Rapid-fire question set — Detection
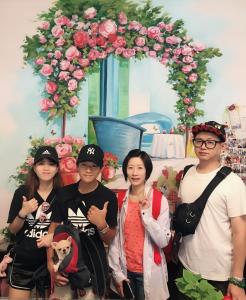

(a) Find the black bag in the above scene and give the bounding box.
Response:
[172,166,231,237]
[53,223,106,298]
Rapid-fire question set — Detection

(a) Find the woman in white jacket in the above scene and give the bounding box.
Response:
[108,149,171,300]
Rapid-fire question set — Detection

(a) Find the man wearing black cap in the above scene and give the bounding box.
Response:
[176,121,246,300]
[47,144,118,299]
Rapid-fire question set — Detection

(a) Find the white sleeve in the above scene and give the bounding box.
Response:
[141,194,171,248]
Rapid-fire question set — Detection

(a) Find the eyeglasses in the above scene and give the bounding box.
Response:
[193,139,222,149]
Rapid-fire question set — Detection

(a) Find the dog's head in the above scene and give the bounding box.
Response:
[52,236,72,259]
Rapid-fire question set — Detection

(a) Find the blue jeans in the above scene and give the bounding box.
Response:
[127,270,144,300]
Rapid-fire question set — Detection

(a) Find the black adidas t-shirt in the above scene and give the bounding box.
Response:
[51,181,118,277]
[7,185,57,263]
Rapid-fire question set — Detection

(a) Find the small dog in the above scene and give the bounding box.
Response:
[51,236,72,272]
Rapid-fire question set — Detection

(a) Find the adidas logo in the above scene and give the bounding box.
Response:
[42,150,51,155]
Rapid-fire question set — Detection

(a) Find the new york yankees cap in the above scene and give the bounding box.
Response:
[77,144,104,167]
[34,146,59,164]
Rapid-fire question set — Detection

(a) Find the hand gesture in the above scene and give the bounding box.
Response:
[37,233,54,248]
[227,283,246,300]
[139,197,150,210]
[19,196,38,218]
[87,201,109,229]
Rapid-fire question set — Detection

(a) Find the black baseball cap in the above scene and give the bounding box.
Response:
[192,121,226,142]
[34,146,59,164]
[77,144,104,167]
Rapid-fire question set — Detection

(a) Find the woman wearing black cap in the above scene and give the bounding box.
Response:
[6,146,62,300]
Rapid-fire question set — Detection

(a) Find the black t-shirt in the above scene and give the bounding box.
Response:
[7,185,57,263]
[51,181,118,277]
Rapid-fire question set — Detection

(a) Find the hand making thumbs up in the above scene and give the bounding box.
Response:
[87,201,109,229]
[18,196,39,219]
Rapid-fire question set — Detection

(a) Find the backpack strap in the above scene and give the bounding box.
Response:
[151,188,163,265]
[183,164,193,178]
[117,190,127,211]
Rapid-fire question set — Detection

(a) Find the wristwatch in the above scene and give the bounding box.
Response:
[228,276,245,289]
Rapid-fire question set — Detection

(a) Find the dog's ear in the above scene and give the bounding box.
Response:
[67,236,72,243]
[51,242,57,249]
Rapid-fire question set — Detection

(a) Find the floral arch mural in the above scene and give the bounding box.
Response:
[12,0,221,185]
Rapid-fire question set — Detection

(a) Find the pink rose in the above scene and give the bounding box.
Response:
[118,12,127,25]
[160,58,168,65]
[143,46,149,52]
[190,61,197,69]
[148,50,157,57]
[73,31,89,48]
[135,37,145,47]
[182,56,193,64]
[59,157,77,173]
[51,26,64,38]
[187,106,196,114]
[139,27,147,35]
[73,138,84,145]
[26,156,34,166]
[115,47,123,55]
[99,20,117,38]
[96,36,106,47]
[44,137,62,144]
[62,135,74,144]
[191,42,206,52]
[51,59,58,66]
[79,58,90,67]
[46,81,57,94]
[20,169,29,174]
[181,65,192,74]
[39,36,47,44]
[39,21,50,30]
[54,50,62,59]
[153,43,162,51]
[68,79,78,91]
[128,21,142,31]
[181,45,193,56]
[112,36,126,48]
[55,16,70,26]
[53,94,60,102]
[118,26,126,33]
[122,48,136,58]
[56,144,72,158]
[165,23,174,32]
[40,64,53,77]
[106,47,114,54]
[88,49,100,60]
[173,48,182,56]
[183,97,192,105]
[35,57,45,65]
[69,95,79,107]
[60,60,70,70]
[73,69,85,80]
[98,51,107,59]
[157,37,164,43]
[90,23,99,35]
[162,53,169,59]
[65,46,80,61]
[188,73,198,82]
[84,7,97,19]
[59,71,70,81]
[147,26,161,39]
[55,37,65,47]
[40,98,55,112]
[157,22,166,30]
[166,35,181,45]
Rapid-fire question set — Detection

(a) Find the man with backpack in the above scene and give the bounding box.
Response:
[176,121,246,300]
[47,144,118,299]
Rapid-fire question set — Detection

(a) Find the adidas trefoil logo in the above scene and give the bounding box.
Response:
[42,150,51,155]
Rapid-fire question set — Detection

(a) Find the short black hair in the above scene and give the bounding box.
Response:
[122,149,153,181]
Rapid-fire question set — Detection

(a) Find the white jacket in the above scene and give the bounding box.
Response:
[108,186,171,300]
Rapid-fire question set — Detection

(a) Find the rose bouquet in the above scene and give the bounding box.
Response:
[10,135,84,186]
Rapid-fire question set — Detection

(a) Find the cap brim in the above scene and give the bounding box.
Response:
[34,155,59,164]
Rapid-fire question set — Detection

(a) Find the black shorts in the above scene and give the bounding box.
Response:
[8,252,50,291]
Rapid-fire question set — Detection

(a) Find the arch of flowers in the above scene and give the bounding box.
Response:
[23,0,221,135]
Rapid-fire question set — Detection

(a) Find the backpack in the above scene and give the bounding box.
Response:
[52,222,106,297]
[117,188,171,264]
[172,166,232,237]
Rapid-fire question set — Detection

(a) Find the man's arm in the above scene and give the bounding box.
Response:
[228,215,246,299]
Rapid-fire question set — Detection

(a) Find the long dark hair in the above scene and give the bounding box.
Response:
[25,159,62,199]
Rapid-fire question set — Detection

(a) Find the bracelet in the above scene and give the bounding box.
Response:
[228,277,245,289]
[99,223,109,235]
[17,213,26,220]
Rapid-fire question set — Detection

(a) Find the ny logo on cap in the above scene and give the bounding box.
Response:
[87,147,95,155]
[42,150,51,155]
